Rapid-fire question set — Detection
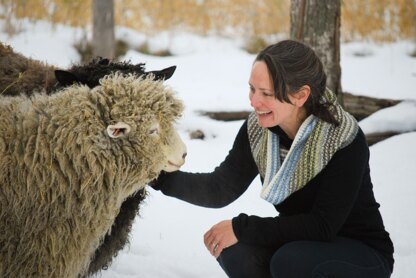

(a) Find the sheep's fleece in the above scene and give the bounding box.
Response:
[0,73,184,278]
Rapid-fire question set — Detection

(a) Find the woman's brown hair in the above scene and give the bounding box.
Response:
[255,39,339,125]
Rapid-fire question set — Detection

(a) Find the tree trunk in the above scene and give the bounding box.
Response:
[92,0,115,59]
[290,0,343,105]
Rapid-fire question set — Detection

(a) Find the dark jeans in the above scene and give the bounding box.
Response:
[216,237,391,278]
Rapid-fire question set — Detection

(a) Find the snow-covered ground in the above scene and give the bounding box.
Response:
[1,19,416,277]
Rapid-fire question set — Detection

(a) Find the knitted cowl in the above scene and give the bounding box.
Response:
[247,88,359,205]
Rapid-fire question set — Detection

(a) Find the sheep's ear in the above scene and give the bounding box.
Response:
[54,70,79,86]
[98,58,110,65]
[107,122,131,138]
[149,65,176,81]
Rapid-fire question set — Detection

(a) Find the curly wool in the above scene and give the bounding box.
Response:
[85,189,147,276]
[0,42,57,95]
[0,73,183,278]
[0,42,177,275]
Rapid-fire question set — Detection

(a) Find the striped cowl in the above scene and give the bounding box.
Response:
[248,88,359,205]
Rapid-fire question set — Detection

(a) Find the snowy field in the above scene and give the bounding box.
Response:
[1,19,416,278]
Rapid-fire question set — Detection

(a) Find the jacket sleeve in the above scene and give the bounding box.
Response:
[152,120,259,208]
[232,129,369,247]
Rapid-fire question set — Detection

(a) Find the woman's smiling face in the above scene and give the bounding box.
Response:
[248,61,298,129]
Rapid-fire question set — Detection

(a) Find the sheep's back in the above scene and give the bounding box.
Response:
[0,43,57,96]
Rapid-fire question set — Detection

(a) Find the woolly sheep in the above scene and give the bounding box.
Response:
[0,42,176,96]
[0,42,178,275]
[68,58,177,275]
[0,73,186,278]
[0,42,57,95]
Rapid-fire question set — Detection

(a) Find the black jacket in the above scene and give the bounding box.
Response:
[153,120,394,271]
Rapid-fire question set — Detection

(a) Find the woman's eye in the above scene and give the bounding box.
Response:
[263,92,273,97]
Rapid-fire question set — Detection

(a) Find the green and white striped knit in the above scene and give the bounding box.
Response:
[247,88,359,205]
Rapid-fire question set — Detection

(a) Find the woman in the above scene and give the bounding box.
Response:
[152,40,394,277]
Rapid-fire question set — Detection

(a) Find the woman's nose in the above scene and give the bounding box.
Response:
[250,92,260,108]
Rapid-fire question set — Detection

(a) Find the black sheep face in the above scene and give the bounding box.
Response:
[54,57,176,89]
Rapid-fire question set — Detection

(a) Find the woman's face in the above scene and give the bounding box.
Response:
[249,61,298,129]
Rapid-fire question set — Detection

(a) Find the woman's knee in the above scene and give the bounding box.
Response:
[270,239,392,278]
[270,241,309,278]
[217,242,273,278]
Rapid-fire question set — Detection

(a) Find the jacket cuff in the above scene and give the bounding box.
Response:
[148,171,168,190]
[232,213,249,241]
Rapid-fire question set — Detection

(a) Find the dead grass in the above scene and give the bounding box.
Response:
[3,0,415,42]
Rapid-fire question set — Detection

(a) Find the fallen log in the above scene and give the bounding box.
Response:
[365,131,401,146]
[343,92,401,121]
[198,92,405,145]
[199,110,250,121]
[199,92,401,122]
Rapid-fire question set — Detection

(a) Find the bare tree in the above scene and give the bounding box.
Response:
[287,0,406,145]
[92,0,115,59]
[290,0,342,105]
[194,0,407,145]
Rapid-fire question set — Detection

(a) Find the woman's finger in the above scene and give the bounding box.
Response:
[203,230,214,248]
[212,242,223,258]
[204,220,237,257]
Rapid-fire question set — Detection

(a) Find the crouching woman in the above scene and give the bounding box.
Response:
[151,39,394,278]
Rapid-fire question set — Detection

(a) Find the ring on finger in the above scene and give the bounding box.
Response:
[213,243,219,252]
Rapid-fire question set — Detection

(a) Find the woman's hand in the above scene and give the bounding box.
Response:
[204,220,238,258]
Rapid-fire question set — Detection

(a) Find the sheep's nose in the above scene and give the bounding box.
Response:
[182,152,187,159]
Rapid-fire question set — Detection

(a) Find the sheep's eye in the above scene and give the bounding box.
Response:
[149,128,159,136]
[148,123,160,137]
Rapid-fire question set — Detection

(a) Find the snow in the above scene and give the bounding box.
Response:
[360,101,416,134]
[1,19,416,278]
[341,41,416,100]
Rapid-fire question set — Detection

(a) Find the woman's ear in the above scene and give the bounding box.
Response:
[292,85,311,107]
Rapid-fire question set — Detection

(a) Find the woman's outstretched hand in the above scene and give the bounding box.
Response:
[204,220,238,258]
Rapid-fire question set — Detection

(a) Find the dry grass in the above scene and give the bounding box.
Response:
[1,0,414,43]
[342,0,416,42]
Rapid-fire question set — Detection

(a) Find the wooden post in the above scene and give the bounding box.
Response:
[92,0,115,59]
[290,0,343,105]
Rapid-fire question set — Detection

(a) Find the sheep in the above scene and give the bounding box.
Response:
[0,42,58,95]
[61,60,178,276]
[0,72,186,278]
[0,42,176,96]
[0,42,178,275]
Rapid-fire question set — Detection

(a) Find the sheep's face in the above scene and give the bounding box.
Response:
[99,73,186,175]
[160,125,187,172]
[106,120,186,172]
